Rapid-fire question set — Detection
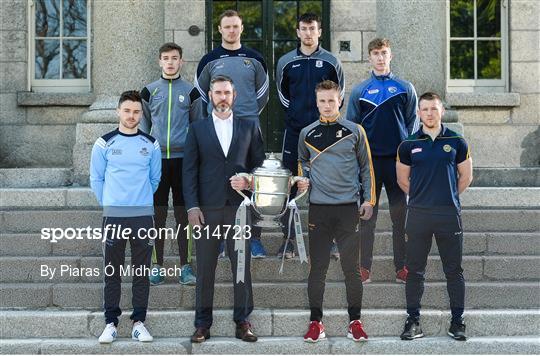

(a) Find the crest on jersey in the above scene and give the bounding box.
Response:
[178,95,185,103]
[388,86,397,93]
[443,144,452,152]
[244,59,251,67]
[336,130,343,138]
[315,60,323,68]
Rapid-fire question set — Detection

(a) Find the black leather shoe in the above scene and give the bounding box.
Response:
[191,327,210,343]
[236,321,258,342]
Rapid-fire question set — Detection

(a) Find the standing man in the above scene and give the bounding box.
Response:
[195,9,269,258]
[275,12,344,259]
[298,80,375,343]
[90,91,161,344]
[347,38,419,284]
[140,42,202,286]
[183,75,265,343]
[397,92,472,341]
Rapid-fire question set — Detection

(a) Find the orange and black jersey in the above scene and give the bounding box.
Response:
[298,117,375,206]
[397,125,470,214]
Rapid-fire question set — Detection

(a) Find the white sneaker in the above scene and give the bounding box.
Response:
[132,321,153,342]
[98,322,117,344]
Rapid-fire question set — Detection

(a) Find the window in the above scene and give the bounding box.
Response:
[205,0,329,151]
[447,0,508,92]
[30,0,90,92]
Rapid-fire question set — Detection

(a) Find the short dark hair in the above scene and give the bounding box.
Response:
[368,38,391,54]
[210,75,235,91]
[158,42,182,58]
[418,92,443,107]
[118,90,142,108]
[315,80,341,94]
[219,9,242,26]
[297,12,320,28]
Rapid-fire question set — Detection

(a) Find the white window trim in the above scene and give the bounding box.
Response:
[28,0,91,93]
[446,0,509,93]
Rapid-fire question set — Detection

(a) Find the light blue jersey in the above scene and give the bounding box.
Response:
[90,128,162,217]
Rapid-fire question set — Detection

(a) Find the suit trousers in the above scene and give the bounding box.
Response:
[194,205,254,328]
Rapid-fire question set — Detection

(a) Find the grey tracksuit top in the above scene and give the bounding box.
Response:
[298,117,376,206]
[140,75,203,159]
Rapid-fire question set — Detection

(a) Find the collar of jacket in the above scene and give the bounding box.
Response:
[296,43,321,57]
[371,70,395,81]
[319,114,340,124]
[161,71,181,80]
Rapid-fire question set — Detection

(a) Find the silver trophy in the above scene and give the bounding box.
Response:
[235,153,307,228]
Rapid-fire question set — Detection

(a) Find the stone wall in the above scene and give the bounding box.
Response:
[0,0,85,168]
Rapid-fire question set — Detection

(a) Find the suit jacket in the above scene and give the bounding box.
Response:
[183,114,266,210]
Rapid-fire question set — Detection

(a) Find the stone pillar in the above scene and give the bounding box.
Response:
[73,0,164,184]
[376,0,446,97]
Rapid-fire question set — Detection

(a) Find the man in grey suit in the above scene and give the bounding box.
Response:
[183,75,266,343]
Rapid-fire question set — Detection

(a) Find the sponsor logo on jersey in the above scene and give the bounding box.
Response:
[367,89,379,94]
[140,147,149,156]
[111,149,122,155]
[153,95,164,101]
[315,60,323,68]
[411,147,422,154]
[292,64,301,68]
[443,144,452,152]
[314,132,322,138]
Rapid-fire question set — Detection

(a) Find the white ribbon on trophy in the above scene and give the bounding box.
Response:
[234,196,251,284]
[279,194,308,274]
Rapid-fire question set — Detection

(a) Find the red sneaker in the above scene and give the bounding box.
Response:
[348,320,368,341]
[359,267,372,284]
[396,267,408,284]
[303,321,326,343]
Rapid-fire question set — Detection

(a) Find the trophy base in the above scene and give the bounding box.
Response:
[252,216,283,228]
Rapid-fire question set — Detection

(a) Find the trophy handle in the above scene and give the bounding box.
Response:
[291,176,308,201]
[234,173,252,201]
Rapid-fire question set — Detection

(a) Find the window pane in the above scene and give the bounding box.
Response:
[477,40,501,79]
[238,1,262,40]
[63,0,87,37]
[243,41,264,56]
[63,40,87,78]
[450,0,473,37]
[450,40,474,79]
[274,41,297,62]
[477,0,501,37]
[35,40,60,79]
[299,1,322,18]
[212,1,236,41]
[35,0,60,37]
[274,1,297,39]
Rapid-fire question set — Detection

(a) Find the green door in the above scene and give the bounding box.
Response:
[206,0,330,152]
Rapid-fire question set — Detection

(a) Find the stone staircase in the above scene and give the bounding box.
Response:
[1,169,539,354]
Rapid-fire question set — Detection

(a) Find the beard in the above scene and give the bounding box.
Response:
[212,100,232,113]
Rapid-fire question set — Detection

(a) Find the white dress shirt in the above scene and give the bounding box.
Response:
[212,112,234,156]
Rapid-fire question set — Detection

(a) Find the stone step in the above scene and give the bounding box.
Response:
[471,167,540,187]
[2,187,539,209]
[1,282,538,309]
[0,168,73,188]
[1,209,539,234]
[1,336,538,354]
[2,232,538,257]
[1,255,538,284]
[1,309,538,339]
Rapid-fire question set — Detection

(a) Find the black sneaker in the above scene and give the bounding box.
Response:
[448,322,467,341]
[277,240,295,259]
[400,318,424,340]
